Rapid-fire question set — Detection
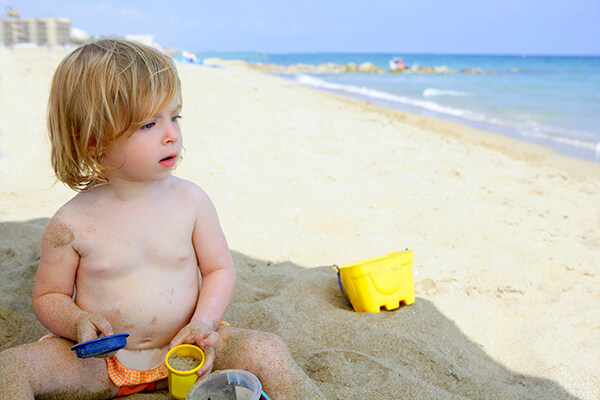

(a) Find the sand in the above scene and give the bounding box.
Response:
[168,353,203,371]
[1,47,599,399]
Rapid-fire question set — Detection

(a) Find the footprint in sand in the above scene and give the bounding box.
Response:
[417,278,438,295]
[305,349,392,386]
[0,246,17,264]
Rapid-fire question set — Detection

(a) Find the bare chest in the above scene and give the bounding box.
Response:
[73,208,196,276]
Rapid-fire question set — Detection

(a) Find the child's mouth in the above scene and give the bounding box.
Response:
[159,155,177,167]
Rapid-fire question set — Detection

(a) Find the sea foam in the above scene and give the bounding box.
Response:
[423,88,471,97]
[294,74,482,120]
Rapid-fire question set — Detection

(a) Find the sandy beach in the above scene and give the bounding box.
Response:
[1,47,599,399]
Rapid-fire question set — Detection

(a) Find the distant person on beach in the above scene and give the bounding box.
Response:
[0,38,323,400]
[389,57,405,70]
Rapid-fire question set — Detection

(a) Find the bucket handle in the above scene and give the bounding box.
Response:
[261,390,272,400]
[333,265,352,307]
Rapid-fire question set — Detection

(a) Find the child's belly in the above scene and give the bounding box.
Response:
[115,344,170,370]
[75,264,199,349]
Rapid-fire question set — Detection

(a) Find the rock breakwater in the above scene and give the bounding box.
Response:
[248,62,486,75]
[200,58,490,75]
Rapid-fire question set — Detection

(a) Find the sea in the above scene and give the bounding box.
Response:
[194,52,600,162]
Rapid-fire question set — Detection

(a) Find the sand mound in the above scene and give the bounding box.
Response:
[0,220,579,399]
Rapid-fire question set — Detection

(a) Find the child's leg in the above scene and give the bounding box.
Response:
[214,327,324,400]
[0,337,119,400]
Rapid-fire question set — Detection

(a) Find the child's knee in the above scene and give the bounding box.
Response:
[249,331,287,355]
[0,347,25,373]
[220,329,291,367]
[0,347,33,394]
[250,331,289,358]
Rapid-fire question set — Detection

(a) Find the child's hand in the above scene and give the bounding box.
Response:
[75,312,114,343]
[170,322,220,379]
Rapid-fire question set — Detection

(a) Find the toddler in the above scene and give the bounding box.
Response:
[0,38,323,400]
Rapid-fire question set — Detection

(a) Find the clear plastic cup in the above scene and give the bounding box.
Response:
[186,369,262,400]
[165,344,205,400]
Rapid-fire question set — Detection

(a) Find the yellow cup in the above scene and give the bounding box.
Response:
[165,344,205,400]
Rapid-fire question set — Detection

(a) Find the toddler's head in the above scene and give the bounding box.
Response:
[48,38,182,191]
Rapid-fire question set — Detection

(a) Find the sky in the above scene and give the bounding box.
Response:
[5,0,600,55]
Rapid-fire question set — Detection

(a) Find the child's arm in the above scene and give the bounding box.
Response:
[170,187,235,376]
[32,214,113,343]
[191,191,235,329]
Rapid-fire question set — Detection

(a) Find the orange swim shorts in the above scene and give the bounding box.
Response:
[39,333,167,396]
[39,321,231,397]
[106,355,167,397]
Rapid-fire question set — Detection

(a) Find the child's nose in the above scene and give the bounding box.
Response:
[162,124,179,144]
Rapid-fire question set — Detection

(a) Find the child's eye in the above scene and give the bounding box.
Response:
[171,115,182,122]
[140,122,155,130]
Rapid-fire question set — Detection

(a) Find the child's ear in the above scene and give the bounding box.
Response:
[88,137,103,158]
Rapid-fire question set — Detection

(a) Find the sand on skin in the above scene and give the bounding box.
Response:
[0,47,599,399]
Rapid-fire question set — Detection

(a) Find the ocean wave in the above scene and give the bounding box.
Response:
[423,88,471,97]
[294,74,487,121]
[512,120,599,151]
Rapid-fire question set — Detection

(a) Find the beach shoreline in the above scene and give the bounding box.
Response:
[1,47,599,399]
[275,76,600,179]
[306,82,600,163]
[219,53,600,164]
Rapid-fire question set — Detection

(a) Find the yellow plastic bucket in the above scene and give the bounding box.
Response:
[165,344,205,400]
[336,250,415,313]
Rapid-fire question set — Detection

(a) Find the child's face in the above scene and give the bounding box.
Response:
[99,97,183,183]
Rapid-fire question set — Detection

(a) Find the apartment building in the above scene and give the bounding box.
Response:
[0,17,71,46]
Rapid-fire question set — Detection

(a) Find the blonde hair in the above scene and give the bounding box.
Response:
[48,38,182,191]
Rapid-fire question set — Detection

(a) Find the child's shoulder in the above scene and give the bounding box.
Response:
[44,186,113,234]
[42,196,87,247]
[46,188,89,218]
[168,176,211,201]
[54,189,100,218]
[167,177,218,217]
